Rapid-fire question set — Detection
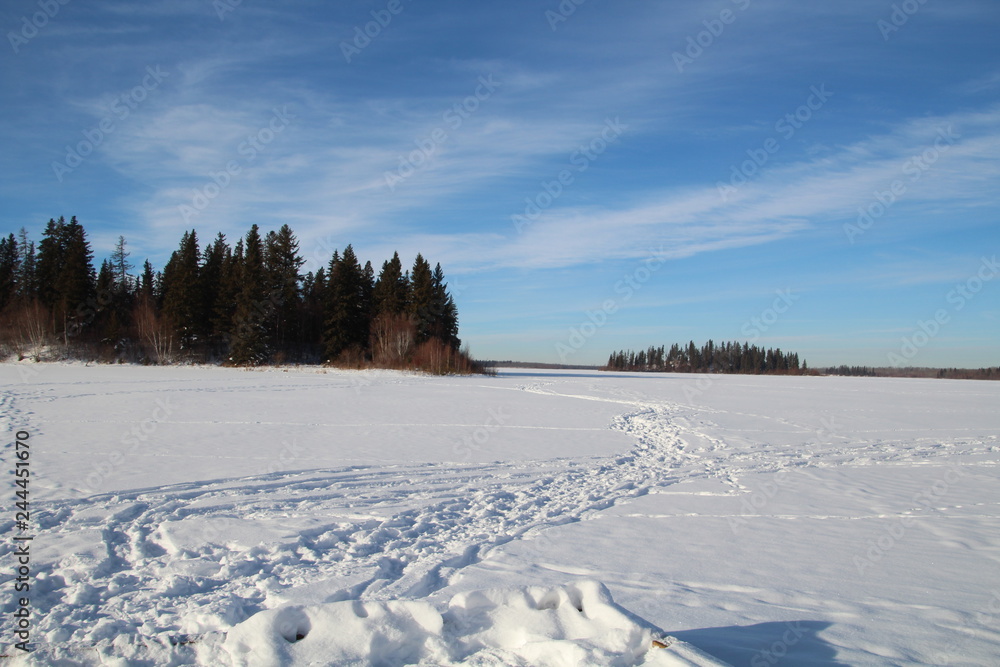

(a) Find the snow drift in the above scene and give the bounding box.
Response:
[222,581,727,666]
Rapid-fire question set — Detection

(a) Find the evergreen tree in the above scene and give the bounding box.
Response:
[409,253,435,344]
[429,262,460,349]
[229,225,270,365]
[109,236,133,293]
[300,267,326,357]
[362,260,375,312]
[139,260,156,302]
[58,217,96,314]
[0,233,17,312]
[200,233,230,353]
[35,217,65,311]
[373,251,409,315]
[15,228,37,301]
[95,259,125,344]
[96,259,114,297]
[212,238,243,346]
[264,224,304,354]
[35,216,96,342]
[323,245,370,361]
[161,230,202,350]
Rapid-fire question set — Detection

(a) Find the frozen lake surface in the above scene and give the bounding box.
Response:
[1,363,998,665]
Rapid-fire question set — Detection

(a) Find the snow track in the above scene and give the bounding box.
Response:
[5,387,700,662]
[3,366,998,665]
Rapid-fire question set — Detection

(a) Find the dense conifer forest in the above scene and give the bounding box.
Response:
[605,341,805,374]
[0,217,488,374]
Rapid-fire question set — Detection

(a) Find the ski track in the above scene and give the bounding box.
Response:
[2,380,996,662]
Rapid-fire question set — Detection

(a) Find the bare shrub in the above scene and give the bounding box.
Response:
[134,299,173,364]
[370,312,415,367]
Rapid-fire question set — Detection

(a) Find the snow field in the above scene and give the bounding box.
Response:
[1,363,998,664]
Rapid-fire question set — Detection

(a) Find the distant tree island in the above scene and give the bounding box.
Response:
[605,340,805,374]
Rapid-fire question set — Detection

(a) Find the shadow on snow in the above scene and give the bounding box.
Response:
[673,620,849,667]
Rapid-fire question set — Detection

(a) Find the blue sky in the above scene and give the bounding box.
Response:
[2,0,998,367]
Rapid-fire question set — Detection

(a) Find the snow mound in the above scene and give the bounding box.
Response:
[222,581,728,666]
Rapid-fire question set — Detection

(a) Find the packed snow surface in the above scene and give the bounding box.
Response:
[1,362,999,665]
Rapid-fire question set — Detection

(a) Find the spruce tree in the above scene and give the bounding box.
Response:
[15,228,36,302]
[362,260,375,332]
[301,267,326,357]
[0,233,17,312]
[429,262,460,349]
[229,225,270,365]
[409,253,434,344]
[96,259,114,297]
[161,230,202,350]
[212,238,242,352]
[264,224,304,355]
[139,260,155,302]
[35,216,96,342]
[373,251,409,316]
[200,233,230,354]
[35,217,65,312]
[109,236,133,293]
[324,245,369,361]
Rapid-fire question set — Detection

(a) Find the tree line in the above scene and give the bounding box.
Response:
[0,217,487,373]
[824,365,1000,380]
[605,340,805,374]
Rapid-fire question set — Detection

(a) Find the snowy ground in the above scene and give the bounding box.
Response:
[1,363,999,665]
